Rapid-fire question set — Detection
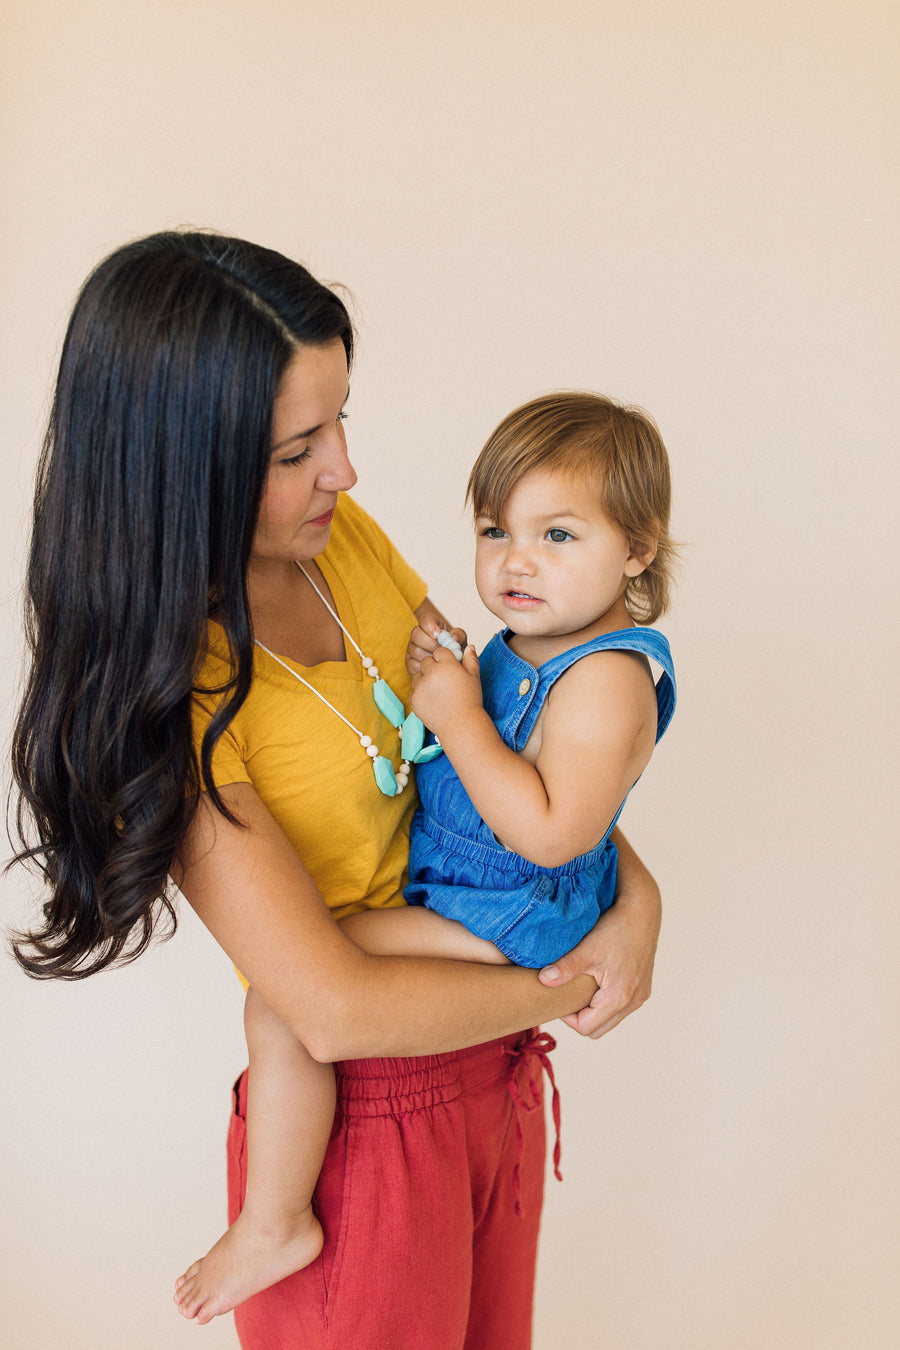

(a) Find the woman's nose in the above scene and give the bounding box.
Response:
[317,433,358,492]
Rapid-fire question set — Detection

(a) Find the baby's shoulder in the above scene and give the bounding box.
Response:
[545,646,657,731]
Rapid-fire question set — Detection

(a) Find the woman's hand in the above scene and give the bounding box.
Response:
[537,830,661,1039]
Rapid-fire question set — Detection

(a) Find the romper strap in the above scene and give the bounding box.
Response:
[580,627,676,744]
[497,626,676,751]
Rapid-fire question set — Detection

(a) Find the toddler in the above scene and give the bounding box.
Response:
[175,391,676,1324]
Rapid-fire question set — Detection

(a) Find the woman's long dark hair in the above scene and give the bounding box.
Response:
[8,231,353,978]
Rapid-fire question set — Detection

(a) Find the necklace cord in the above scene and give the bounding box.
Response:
[250,560,422,796]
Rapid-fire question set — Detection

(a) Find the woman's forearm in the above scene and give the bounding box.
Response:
[305,952,595,1061]
[178,784,595,1062]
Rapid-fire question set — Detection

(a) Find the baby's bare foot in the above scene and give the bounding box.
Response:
[174,1207,323,1324]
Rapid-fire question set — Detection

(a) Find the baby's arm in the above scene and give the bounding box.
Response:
[411,644,657,869]
[340,905,510,963]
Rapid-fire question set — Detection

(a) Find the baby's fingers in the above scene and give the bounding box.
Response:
[406,625,439,675]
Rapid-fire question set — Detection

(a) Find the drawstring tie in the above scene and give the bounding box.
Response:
[505,1030,562,1217]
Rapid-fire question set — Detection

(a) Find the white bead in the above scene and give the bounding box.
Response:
[368,666,379,680]
[366,745,378,758]
[436,631,464,660]
[359,735,372,747]
[362,657,373,668]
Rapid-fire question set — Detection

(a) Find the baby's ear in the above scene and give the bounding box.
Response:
[624,526,658,578]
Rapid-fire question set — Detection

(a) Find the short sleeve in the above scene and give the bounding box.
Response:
[191,687,252,791]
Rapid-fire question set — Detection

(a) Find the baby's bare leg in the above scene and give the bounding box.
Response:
[341,905,510,964]
[174,987,333,1324]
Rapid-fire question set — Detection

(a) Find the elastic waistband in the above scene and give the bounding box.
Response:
[420,813,606,875]
[332,1031,536,1118]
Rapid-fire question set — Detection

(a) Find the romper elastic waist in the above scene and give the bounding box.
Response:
[418,814,609,876]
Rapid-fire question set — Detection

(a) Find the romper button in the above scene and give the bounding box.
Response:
[518,678,531,696]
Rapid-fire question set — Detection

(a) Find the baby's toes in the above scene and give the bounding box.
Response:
[195,1299,218,1326]
[175,1281,202,1316]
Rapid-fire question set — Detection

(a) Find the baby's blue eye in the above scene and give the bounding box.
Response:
[547,528,572,543]
[482,526,507,539]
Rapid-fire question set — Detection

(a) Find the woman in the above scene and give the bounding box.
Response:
[11,230,662,1349]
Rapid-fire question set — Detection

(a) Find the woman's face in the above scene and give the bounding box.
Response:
[251,339,357,566]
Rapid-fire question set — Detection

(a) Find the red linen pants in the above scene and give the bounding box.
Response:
[226,1030,560,1350]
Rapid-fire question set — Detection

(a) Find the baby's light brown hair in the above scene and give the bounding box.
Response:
[467,392,674,624]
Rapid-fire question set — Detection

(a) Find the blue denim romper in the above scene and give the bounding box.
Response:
[405,627,676,967]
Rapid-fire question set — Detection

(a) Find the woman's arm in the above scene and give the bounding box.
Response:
[177,782,596,1062]
[537,827,661,1039]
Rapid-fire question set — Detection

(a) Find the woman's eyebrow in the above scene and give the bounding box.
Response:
[272,427,321,450]
[272,387,351,450]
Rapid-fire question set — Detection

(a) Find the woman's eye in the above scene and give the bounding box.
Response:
[282,448,312,467]
[547,528,572,543]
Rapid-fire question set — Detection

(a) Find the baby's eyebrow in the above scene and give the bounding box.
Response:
[536,509,587,523]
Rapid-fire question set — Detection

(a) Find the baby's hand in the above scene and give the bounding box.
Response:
[410,642,482,737]
[406,618,468,677]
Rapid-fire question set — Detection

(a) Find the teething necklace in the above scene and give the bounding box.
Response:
[253,563,444,798]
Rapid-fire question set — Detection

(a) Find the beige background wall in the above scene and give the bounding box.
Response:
[1,2,897,1347]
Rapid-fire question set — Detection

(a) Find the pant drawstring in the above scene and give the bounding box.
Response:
[505,1030,562,1217]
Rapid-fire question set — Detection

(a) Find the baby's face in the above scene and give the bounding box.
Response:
[474,468,647,644]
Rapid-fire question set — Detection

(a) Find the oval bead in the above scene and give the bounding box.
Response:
[400,712,425,761]
[372,755,399,796]
[373,678,405,728]
[414,743,444,764]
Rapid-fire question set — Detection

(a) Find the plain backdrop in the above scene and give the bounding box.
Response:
[1,2,897,1347]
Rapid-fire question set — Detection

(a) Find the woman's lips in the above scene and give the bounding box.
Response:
[307,508,335,528]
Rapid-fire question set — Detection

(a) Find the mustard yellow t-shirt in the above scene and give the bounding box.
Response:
[192,493,427,918]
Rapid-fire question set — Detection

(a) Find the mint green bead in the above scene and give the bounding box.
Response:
[400,713,425,761]
[372,755,400,796]
[413,744,444,764]
[373,679,405,728]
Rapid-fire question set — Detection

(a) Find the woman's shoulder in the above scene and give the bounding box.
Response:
[194,622,235,686]
[330,492,385,548]
[326,493,426,611]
